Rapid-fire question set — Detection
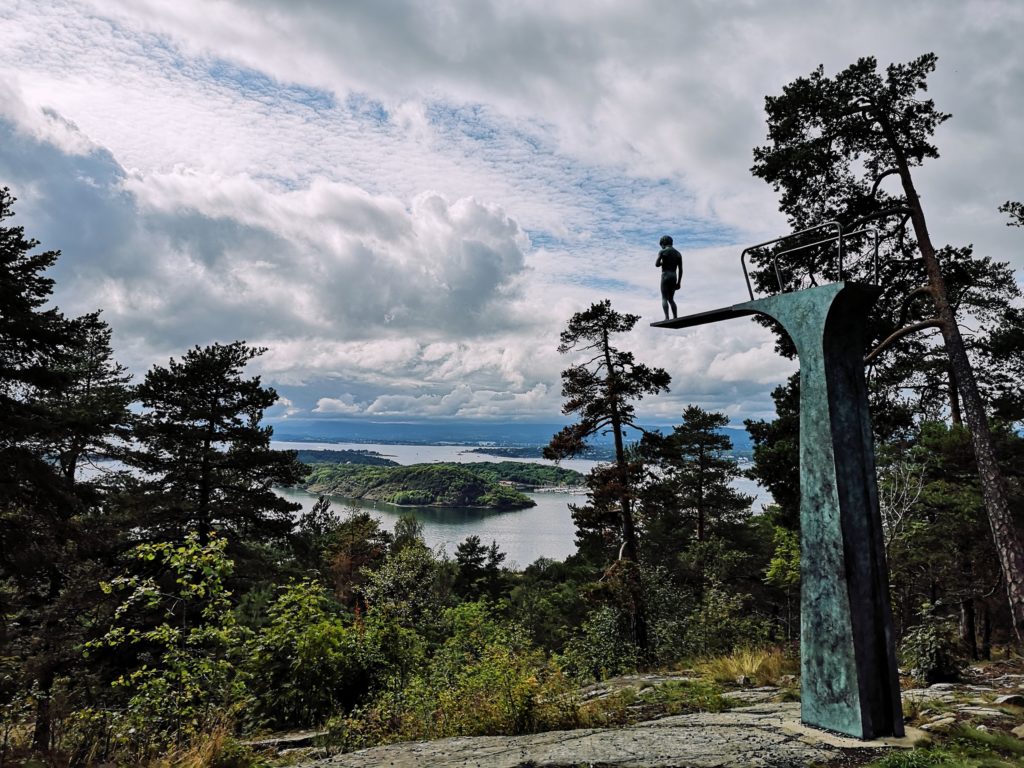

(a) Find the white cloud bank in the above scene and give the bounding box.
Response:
[0,0,1020,425]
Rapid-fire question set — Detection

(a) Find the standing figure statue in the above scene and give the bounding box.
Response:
[656,234,683,320]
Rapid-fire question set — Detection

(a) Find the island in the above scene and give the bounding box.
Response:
[301,461,585,510]
[294,448,398,466]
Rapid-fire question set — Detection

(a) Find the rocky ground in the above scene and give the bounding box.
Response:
[251,663,1024,768]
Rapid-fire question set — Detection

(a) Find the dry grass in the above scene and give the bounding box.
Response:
[696,647,797,687]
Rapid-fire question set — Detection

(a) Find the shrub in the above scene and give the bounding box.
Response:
[330,602,578,750]
[682,585,773,658]
[900,602,964,684]
[559,606,638,682]
[244,579,423,729]
[87,534,249,759]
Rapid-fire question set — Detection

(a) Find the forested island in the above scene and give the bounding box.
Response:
[295,448,398,466]
[302,461,584,509]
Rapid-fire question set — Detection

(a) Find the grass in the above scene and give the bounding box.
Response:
[637,679,731,715]
[867,724,1024,768]
[696,646,798,687]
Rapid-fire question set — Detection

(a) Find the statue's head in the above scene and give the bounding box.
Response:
[659,235,673,247]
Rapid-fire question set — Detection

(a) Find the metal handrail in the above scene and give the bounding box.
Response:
[739,221,879,300]
[740,221,841,300]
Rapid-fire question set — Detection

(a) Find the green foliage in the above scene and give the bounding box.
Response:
[244,579,422,729]
[304,463,536,509]
[638,679,730,715]
[331,602,578,749]
[128,341,304,545]
[900,602,965,684]
[295,448,398,466]
[454,535,506,601]
[507,557,596,652]
[88,533,249,756]
[682,585,773,658]
[744,375,800,529]
[869,722,1024,767]
[545,299,670,463]
[360,543,453,632]
[870,749,955,768]
[461,462,584,487]
[765,525,800,589]
[560,606,638,682]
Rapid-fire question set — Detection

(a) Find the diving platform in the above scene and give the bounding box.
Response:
[653,280,903,741]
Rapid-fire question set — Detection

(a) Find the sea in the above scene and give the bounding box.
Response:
[273,440,768,570]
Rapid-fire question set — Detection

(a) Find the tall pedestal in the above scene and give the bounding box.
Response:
[653,282,903,739]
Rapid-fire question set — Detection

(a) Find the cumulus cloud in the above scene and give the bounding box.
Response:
[1,0,1021,427]
[313,394,363,415]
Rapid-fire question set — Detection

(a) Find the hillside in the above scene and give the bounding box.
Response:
[303,463,538,509]
[460,461,584,488]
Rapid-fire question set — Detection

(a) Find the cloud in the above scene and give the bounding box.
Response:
[313,394,363,415]
[2,0,1021,427]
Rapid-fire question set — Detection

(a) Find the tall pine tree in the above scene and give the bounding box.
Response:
[545,299,670,656]
[128,341,304,545]
[750,54,1024,639]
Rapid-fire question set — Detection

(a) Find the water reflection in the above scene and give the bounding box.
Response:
[275,486,581,570]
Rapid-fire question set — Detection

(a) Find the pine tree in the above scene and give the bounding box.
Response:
[128,341,304,545]
[751,54,1024,640]
[545,299,670,655]
[640,407,753,598]
[41,311,133,484]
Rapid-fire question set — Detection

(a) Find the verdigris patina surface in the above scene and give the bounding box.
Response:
[653,282,903,739]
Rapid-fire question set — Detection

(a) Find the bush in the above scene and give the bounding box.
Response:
[682,585,773,658]
[900,603,964,684]
[560,606,638,682]
[87,534,249,759]
[244,579,423,729]
[330,602,578,750]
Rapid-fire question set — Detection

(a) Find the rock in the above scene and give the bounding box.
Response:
[957,706,1011,718]
[996,694,1024,706]
[1011,724,1024,738]
[928,683,956,691]
[290,703,920,768]
[242,730,327,750]
[778,675,799,687]
[735,675,752,685]
[920,716,957,732]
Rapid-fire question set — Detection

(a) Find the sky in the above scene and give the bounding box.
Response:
[1,0,1022,428]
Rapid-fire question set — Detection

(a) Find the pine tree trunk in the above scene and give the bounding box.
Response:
[961,597,978,660]
[603,331,649,656]
[879,112,1024,643]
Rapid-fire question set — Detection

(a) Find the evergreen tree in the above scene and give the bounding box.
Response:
[0,187,73,509]
[642,407,753,594]
[751,54,1024,639]
[41,311,133,484]
[0,190,129,750]
[743,375,800,530]
[454,536,506,600]
[128,341,304,545]
[545,299,670,656]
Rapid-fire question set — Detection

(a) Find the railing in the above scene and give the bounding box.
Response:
[740,221,879,300]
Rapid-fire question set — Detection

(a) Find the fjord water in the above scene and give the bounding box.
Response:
[275,440,767,569]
